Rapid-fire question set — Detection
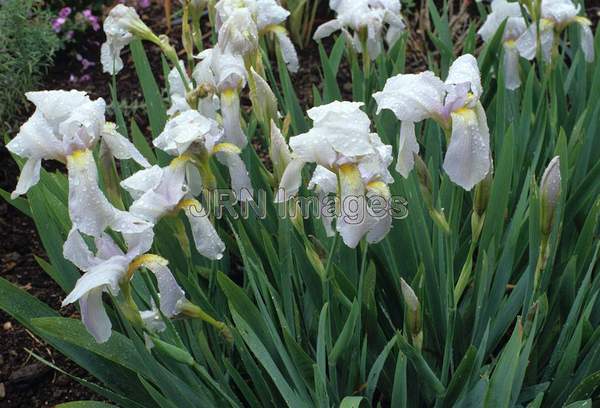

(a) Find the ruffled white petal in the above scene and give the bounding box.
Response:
[541,0,579,23]
[167,61,192,115]
[289,130,337,166]
[374,71,445,122]
[154,110,217,156]
[306,101,375,159]
[6,114,60,161]
[213,47,247,92]
[446,54,483,100]
[218,8,259,56]
[101,42,124,75]
[120,165,164,200]
[255,0,290,29]
[127,161,188,223]
[478,0,525,42]
[443,103,491,191]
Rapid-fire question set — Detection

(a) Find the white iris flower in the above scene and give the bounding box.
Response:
[215,0,299,72]
[121,155,227,261]
[101,5,157,74]
[6,90,151,237]
[516,0,594,63]
[313,0,405,60]
[167,60,219,119]
[374,54,492,191]
[478,0,527,90]
[62,228,185,343]
[154,109,254,202]
[196,47,249,148]
[275,101,394,248]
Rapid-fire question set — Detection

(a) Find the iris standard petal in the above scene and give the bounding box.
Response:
[289,129,337,166]
[443,103,491,191]
[154,110,215,155]
[255,0,290,29]
[374,71,445,122]
[167,61,191,115]
[120,165,164,200]
[218,8,259,56]
[6,113,60,160]
[541,0,579,23]
[446,54,483,100]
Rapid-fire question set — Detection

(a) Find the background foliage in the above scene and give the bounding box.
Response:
[0,0,60,125]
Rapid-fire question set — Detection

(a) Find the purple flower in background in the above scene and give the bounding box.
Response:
[52,16,67,32]
[66,30,75,40]
[139,0,151,7]
[83,9,101,31]
[76,54,96,71]
[59,7,72,18]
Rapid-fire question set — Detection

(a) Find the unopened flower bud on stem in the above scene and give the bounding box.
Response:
[400,278,423,351]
